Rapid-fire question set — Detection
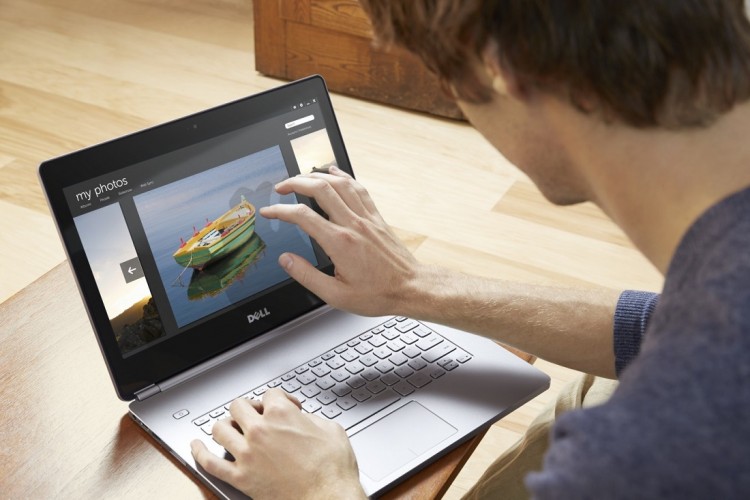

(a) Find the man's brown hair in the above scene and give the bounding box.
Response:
[359,0,750,128]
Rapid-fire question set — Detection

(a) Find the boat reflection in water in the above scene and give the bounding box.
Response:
[187,233,266,300]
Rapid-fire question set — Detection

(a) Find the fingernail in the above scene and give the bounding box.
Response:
[329,165,339,173]
[279,254,293,270]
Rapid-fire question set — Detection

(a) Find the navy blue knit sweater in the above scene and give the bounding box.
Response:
[526,187,750,498]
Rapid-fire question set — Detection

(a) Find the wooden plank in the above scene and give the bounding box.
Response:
[280,0,311,23]
[253,0,287,76]
[370,46,462,119]
[285,21,373,84]
[311,0,374,39]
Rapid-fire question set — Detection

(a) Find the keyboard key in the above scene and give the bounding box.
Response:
[373,347,391,359]
[381,372,400,386]
[336,396,357,411]
[402,346,422,358]
[422,342,456,363]
[302,399,321,413]
[395,316,407,322]
[396,320,418,333]
[316,377,335,390]
[401,333,418,344]
[369,336,387,348]
[414,326,432,337]
[372,326,385,334]
[253,386,268,396]
[387,340,405,352]
[437,357,454,367]
[355,343,373,355]
[317,393,337,405]
[429,367,446,379]
[297,372,316,385]
[393,380,415,396]
[201,422,214,436]
[281,380,301,393]
[361,368,381,381]
[335,345,348,354]
[395,366,414,378]
[359,354,378,367]
[295,366,309,374]
[193,415,210,427]
[408,359,427,371]
[301,385,321,398]
[367,380,387,394]
[209,408,225,419]
[408,372,432,388]
[347,339,361,347]
[383,329,400,341]
[321,352,335,361]
[443,360,459,371]
[281,372,295,382]
[347,375,366,389]
[345,361,365,374]
[416,334,443,351]
[389,353,408,366]
[359,332,373,341]
[333,384,352,397]
[268,379,283,388]
[457,353,472,363]
[327,358,345,370]
[331,369,350,382]
[309,358,323,367]
[375,361,394,373]
[385,320,397,328]
[351,389,372,402]
[341,351,359,362]
[312,365,331,377]
[322,406,342,419]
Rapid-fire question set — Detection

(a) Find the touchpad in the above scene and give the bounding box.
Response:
[349,401,457,481]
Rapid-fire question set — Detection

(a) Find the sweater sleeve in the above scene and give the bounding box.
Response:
[613,290,660,376]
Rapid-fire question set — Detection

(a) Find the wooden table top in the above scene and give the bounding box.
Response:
[0,262,482,499]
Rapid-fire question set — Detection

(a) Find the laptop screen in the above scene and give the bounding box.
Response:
[41,77,346,399]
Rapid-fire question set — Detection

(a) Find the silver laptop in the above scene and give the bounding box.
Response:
[39,76,549,498]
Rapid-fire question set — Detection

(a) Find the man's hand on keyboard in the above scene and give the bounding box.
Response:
[191,388,366,500]
[259,166,419,317]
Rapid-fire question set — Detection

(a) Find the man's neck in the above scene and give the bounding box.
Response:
[559,101,750,274]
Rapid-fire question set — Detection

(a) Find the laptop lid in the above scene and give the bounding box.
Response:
[39,76,348,401]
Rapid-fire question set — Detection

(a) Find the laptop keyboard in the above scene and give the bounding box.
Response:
[192,317,473,436]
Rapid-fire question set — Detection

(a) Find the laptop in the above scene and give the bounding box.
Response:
[39,75,550,498]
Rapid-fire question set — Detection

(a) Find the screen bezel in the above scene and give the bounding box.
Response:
[39,76,350,400]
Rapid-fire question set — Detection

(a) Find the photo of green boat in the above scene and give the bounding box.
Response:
[173,195,257,271]
[186,233,266,300]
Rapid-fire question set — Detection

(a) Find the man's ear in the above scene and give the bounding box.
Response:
[482,40,521,99]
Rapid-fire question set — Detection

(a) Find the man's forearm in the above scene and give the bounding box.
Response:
[398,264,622,378]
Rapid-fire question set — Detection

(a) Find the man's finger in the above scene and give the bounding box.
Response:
[190,439,237,482]
[211,417,245,455]
[260,202,339,250]
[228,397,263,435]
[277,252,342,306]
[262,387,304,416]
[274,176,359,224]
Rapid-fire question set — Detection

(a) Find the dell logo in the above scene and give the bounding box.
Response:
[247,307,271,324]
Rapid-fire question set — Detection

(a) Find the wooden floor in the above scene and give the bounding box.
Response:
[0,0,663,497]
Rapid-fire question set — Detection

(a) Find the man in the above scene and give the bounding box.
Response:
[191,1,750,498]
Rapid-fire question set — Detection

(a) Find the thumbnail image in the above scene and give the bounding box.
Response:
[290,128,338,173]
[134,145,318,327]
[73,203,164,355]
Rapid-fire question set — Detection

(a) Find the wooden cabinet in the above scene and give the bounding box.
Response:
[253,0,463,119]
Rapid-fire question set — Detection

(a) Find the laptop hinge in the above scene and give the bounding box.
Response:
[134,383,161,401]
